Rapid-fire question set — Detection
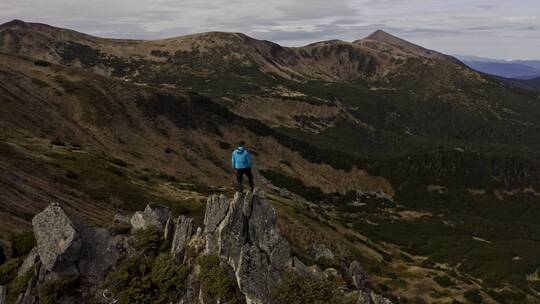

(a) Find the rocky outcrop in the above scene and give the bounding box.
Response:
[204,190,292,304]
[130,204,172,231]
[203,194,229,255]
[349,260,368,290]
[31,203,82,272]
[357,291,393,304]
[171,216,193,262]
[10,192,391,304]
[112,214,130,225]
[164,217,175,241]
[311,243,335,261]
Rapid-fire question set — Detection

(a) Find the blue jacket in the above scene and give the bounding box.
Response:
[232,147,252,169]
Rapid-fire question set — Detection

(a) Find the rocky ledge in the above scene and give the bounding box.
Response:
[1,189,392,304]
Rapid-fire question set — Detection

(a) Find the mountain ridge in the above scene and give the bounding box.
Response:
[1,19,540,303]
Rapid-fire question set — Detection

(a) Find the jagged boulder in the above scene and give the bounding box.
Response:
[203,194,229,255]
[112,214,130,225]
[77,225,120,283]
[247,192,291,271]
[164,217,175,241]
[292,257,309,277]
[312,243,335,261]
[17,247,38,276]
[204,190,292,304]
[236,244,271,304]
[349,261,368,290]
[32,203,82,272]
[171,216,193,262]
[130,204,172,231]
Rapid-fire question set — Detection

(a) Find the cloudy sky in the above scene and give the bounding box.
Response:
[1,0,539,59]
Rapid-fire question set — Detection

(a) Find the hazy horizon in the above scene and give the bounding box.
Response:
[1,0,539,60]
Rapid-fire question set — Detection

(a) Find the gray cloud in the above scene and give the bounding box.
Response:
[0,0,538,59]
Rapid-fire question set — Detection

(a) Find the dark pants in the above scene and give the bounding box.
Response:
[235,167,254,192]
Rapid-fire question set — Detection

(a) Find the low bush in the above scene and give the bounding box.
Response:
[65,169,78,179]
[34,60,52,67]
[0,258,21,285]
[218,140,231,150]
[151,254,189,296]
[463,289,483,304]
[0,245,5,265]
[129,227,167,257]
[6,269,32,304]
[110,158,128,167]
[197,255,244,304]
[39,275,79,304]
[272,272,345,304]
[10,231,36,258]
[106,254,189,304]
[109,223,131,235]
[50,138,65,146]
[158,173,176,182]
[433,274,454,287]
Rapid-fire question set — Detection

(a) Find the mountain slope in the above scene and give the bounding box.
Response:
[0,51,393,242]
[1,20,540,303]
[3,20,539,157]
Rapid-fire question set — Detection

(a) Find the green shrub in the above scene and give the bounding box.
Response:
[463,289,483,304]
[0,245,5,265]
[107,165,124,176]
[0,258,21,284]
[10,231,35,258]
[105,254,188,303]
[39,275,79,304]
[158,173,176,182]
[151,254,189,297]
[197,255,244,304]
[129,227,166,256]
[110,158,128,167]
[65,169,78,179]
[315,257,339,270]
[109,223,131,235]
[34,60,52,67]
[50,138,65,146]
[105,256,154,304]
[272,272,345,304]
[260,170,329,203]
[433,274,454,287]
[6,270,32,304]
[218,141,231,150]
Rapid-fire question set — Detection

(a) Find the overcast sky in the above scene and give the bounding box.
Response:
[1,0,539,60]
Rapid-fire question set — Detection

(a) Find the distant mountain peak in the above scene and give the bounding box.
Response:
[362,29,419,49]
[365,30,397,41]
[1,19,28,28]
[357,29,455,62]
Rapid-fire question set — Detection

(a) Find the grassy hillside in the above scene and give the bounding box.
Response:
[1,20,540,302]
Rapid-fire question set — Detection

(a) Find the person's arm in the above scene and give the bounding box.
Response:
[231,152,236,172]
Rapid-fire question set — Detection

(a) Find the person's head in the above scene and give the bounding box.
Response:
[239,141,245,147]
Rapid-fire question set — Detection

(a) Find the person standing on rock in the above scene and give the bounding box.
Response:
[232,141,254,192]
